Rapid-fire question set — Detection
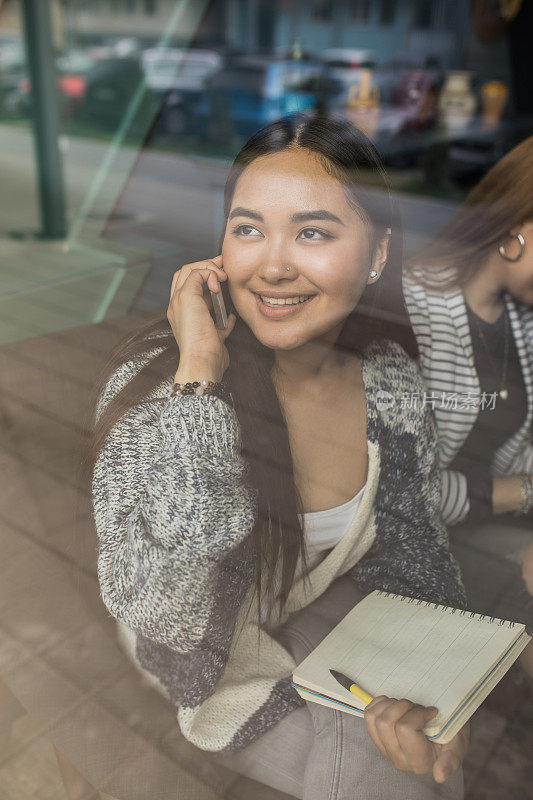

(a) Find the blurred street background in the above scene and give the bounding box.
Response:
[1,0,531,341]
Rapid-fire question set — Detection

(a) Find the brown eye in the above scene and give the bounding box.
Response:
[232,224,260,236]
[299,228,334,240]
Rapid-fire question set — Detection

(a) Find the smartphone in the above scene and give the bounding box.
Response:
[203,275,232,330]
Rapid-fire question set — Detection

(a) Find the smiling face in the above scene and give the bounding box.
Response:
[221,148,389,352]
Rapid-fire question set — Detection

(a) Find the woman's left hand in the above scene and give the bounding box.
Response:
[364,696,470,783]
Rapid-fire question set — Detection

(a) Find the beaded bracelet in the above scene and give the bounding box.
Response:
[170,379,232,404]
[515,472,532,517]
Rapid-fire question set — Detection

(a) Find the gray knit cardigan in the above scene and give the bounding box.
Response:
[92,339,466,753]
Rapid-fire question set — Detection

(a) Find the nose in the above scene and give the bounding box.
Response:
[256,243,299,283]
[256,263,298,282]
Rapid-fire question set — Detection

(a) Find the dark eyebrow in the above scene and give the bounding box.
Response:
[228,206,264,222]
[228,207,345,226]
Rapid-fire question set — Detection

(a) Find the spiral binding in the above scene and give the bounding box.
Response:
[376,590,517,628]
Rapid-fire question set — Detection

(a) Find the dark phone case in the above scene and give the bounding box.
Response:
[203,277,233,328]
[219,277,233,316]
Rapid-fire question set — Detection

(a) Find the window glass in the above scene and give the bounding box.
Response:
[0,3,531,799]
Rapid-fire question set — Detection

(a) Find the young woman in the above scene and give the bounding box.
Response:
[89,113,468,800]
[403,136,533,677]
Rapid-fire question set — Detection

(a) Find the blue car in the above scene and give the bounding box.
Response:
[197,56,340,143]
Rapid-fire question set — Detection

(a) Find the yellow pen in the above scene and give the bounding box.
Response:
[330,669,374,706]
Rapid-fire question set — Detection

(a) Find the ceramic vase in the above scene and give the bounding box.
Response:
[438,71,476,131]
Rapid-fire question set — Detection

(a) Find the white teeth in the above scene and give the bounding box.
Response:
[260,295,310,306]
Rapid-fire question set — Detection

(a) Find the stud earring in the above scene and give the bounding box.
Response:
[369,270,379,281]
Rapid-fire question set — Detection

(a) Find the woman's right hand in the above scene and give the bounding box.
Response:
[167,255,236,383]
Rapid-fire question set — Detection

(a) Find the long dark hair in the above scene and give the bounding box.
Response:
[406,135,533,289]
[84,111,417,623]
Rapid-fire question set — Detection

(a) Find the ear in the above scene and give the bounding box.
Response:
[508,226,520,238]
[367,229,391,285]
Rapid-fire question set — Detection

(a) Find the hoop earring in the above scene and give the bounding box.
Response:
[369,270,379,281]
[498,232,525,262]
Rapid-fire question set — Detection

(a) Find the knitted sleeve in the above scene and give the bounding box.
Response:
[352,343,467,609]
[92,358,258,655]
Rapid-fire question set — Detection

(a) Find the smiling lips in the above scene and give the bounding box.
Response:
[254,292,316,318]
[260,294,312,306]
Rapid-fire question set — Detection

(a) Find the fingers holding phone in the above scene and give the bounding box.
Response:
[167,255,236,383]
[169,254,225,300]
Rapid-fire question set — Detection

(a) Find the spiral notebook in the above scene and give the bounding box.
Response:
[292,590,531,743]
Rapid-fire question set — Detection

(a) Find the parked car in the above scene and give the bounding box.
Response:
[142,48,222,135]
[197,56,341,143]
[0,37,26,116]
[84,37,140,61]
[76,56,149,129]
[4,49,94,119]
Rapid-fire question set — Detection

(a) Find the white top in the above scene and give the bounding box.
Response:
[299,484,367,559]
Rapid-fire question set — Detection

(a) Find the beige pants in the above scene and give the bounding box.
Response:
[212,575,464,800]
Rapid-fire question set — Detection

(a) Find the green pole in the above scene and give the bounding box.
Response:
[20,0,66,239]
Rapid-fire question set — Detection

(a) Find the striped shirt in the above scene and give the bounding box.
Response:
[403,267,533,525]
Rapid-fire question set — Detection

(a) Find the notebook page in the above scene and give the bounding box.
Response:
[431,630,530,742]
[293,591,523,726]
